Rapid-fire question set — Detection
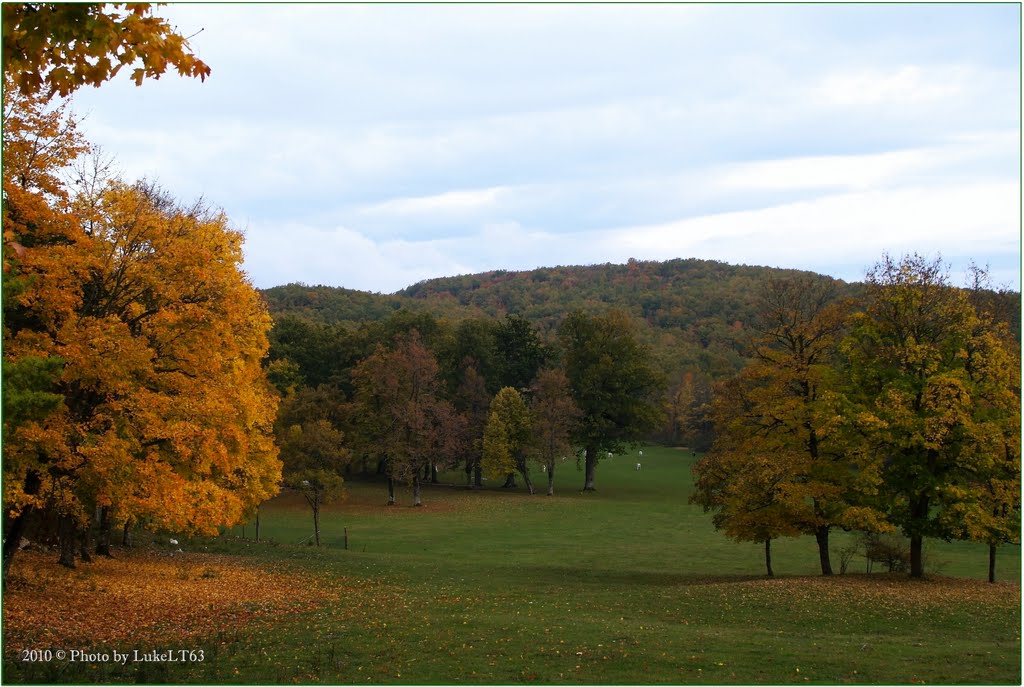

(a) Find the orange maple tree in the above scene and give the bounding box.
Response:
[2,77,280,578]
[3,3,211,99]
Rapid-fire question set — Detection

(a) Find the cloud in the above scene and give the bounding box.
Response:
[714,130,1019,192]
[241,223,474,293]
[815,65,968,106]
[597,181,1020,283]
[358,187,509,217]
[63,4,1017,294]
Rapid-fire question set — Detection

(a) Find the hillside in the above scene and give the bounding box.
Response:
[262,258,849,329]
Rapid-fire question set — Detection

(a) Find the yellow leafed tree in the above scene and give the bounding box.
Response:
[2,85,280,576]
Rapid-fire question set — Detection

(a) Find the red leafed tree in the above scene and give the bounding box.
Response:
[352,331,462,507]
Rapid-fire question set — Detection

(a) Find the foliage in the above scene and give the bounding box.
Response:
[494,314,549,390]
[450,359,492,486]
[481,387,533,490]
[2,84,280,572]
[276,386,352,545]
[842,253,1020,577]
[350,331,462,504]
[3,548,340,648]
[3,3,210,98]
[560,310,665,490]
[526,368,580,495]
[694,275,888,575]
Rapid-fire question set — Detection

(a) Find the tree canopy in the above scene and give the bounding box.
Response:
[3,3,211,98]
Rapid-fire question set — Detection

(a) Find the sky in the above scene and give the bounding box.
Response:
[69,3,1021,294]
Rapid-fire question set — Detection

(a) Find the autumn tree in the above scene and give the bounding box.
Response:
[560,310,664,491]
[452,359,492,487]
[482,387,535,494]
[276,386,351,546]
[527,368,580,496]
[351,331,461,507]
[279,422,348,547]
[738,275,885,575]
[843,254,1019,578]
[691,399,804,577]
[3,3,210,99]
[942,265,1022,582]
[3,131,281,575]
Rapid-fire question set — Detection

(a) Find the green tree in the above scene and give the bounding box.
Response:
[495,314,548,391]
[560,310,665,491]
[277,414,350,547]
[843,254,1019,578]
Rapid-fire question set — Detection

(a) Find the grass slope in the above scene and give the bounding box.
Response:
[4,447,1020,684]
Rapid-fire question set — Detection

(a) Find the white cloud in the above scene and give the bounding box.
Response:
[714,130,1019,192]
[358,187,509,217]
[598,181,1020,281]
[242,223,474,293]
[816,65,968,106]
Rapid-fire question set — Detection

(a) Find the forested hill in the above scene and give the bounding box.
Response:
[398,258,848,329]
[261,258,851,331]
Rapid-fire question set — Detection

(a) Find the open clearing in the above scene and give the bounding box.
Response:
[3,447,1019,684]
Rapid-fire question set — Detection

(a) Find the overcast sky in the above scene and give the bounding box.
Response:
[70,3,1020,294]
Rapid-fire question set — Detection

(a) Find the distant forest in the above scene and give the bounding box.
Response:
[260,257,1020,451]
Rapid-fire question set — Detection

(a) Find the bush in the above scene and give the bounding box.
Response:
[861,533,910,573]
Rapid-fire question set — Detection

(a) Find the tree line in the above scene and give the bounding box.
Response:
[692,261,1020,581]
[269,309,667,542]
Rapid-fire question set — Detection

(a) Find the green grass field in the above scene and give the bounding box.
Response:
[5,447,1020,684]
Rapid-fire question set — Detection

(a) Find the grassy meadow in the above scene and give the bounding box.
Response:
[3,447,1020,684]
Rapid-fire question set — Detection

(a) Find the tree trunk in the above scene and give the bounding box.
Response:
[814,525,833,575]
[909,535,924,578]
[908,492,929,578]
[473,464,482,487]
[313,503,321,546]
[582,446,597,491]
[520,464,534,495]
[255,508,261,542]
[988,543,997,583]
[78,521,93,563]
[58,514,77,568]
[465,460,473,487]
[2,507,32,585]
[764,539,774,577]
[122,519,133,547]
[502,472,517,489]
[547,462,555,496]
[430,463,439,484]
[387,477,396,506]
[413,475,423,507]
[2,472,40,585]
[96,506,113,557]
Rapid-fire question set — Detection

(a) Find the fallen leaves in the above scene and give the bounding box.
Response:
[2,548,342,653]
